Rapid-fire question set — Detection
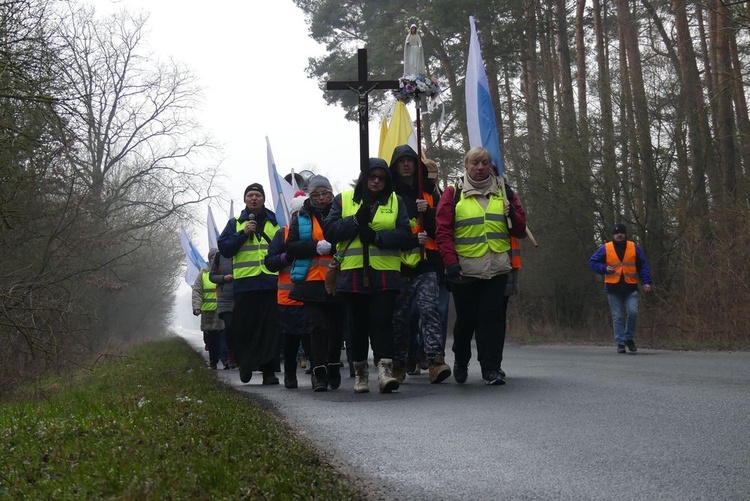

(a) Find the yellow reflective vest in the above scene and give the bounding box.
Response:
[340,190,401,272]
[454,189,510,257]
[200,270,218,311]
[233,217,279,279]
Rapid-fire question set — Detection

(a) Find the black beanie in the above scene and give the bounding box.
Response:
[244,183,265,198]
[613,222,627,234]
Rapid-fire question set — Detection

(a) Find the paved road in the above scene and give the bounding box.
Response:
[178,328,750,500]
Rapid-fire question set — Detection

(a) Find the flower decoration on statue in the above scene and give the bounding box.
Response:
[393,75,440,104]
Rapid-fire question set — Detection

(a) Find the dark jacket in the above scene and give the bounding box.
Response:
[389,144,442,277]
[286,199,337,303]
[322,161,412,293]
[217,207,279,293]
[208,251,234,315]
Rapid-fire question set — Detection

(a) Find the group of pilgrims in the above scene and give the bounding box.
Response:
[191,144,527,393]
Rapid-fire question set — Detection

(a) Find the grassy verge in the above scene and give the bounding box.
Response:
[0,337,363,500]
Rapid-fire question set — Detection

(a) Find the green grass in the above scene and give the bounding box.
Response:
[0,337,363,500]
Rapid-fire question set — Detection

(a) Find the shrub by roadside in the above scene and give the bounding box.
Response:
[0,337,363,499]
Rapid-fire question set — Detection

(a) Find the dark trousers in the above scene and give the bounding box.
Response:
[219,311,235,356]
[283,334,311,375]
[451,274,509,375]
[233,290,279,374]
[343,291,398,362]
[203,330,221,365]
[304,301,344,368]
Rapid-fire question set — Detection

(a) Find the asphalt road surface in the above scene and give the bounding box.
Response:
[178,328,750,500]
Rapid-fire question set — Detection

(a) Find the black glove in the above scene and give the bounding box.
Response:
[446,263,462,280]
[507,203,515,221]
[359,225,376,244]
[355,204,370,227]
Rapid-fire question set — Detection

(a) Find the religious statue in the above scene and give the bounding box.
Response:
[403,24,425,77]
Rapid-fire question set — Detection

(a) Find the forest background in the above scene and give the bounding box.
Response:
[2,0,749,396]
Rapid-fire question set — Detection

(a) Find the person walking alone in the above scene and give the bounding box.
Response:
[589,222,652,354]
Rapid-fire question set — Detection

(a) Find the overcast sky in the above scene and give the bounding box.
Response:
[96,0,386,222]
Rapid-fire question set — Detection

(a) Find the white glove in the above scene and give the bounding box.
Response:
[417,231,428,246]
[316,240,332,255]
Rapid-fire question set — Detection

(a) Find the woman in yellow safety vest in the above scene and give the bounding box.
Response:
[435,147,527,386]
[322,159,412,394]
[191,249,224,369]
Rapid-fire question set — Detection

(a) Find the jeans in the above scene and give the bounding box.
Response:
[607,290,639,344]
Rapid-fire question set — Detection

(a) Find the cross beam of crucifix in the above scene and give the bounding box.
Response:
[326,48,400,174]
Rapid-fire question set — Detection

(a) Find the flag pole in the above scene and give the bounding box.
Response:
[415,95,425,260]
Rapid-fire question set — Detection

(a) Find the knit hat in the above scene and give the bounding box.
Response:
[289,193,308,215]
[613,222,627,235]
[307,175,333,193]
[244,183,265,198]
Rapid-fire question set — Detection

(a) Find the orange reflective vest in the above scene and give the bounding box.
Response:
[510,236,522,269]
[277,227,303,306]
[604,241,638,284]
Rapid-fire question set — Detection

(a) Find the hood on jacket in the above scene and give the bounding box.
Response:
[389,144,436,196]
[353,157,393,204]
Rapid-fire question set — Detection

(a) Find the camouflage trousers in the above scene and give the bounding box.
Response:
[392,271,445,361]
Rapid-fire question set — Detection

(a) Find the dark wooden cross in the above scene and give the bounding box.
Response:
[326,48,400,174]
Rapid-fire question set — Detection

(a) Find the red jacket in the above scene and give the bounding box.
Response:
[435,182,527,269]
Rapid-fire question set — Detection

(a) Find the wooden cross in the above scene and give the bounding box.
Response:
[326,48,400,173]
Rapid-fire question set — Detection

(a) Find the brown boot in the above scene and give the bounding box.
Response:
[428,355,452,384]
[392,359,407,383]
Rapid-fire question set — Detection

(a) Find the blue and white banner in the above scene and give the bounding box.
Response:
[206,206,220,252]
[180,226,207,285]
[466,16,503,177]
[266,136,296,228]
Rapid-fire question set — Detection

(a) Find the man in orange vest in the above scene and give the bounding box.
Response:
[589,223,653,353]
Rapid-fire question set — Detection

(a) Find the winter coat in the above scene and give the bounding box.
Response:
[217,207,279,293]
[435,178,526,281]
[191,270,224,332]
[589,239,652,293]
[209,251,234,315]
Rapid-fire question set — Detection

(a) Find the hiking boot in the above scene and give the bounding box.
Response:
[617,344,626,354]
[377,358,399,393]
[483,371,506,386]
[428,356,452,384]
[453,362,469,384]
[312,365,328,392]
[625,340,638,353]
[284,373,298,389]
[392,360,407,384]
[262,372,279,385]
[353,360,369,393]
[327,363,342,390]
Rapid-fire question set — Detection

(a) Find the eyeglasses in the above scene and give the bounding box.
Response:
[309,191,332,199]
[368,174,387,182]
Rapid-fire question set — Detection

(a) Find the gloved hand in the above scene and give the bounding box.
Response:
[355,204,370,227]
[316,240,332,255]
[446,263,462,281]
[417,231,428,246]
[359,225,376,244]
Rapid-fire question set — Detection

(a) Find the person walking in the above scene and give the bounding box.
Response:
[265,193,313,389]
[209,248,237,369]
[435,147,526,385]
[218,183,281,385]
[389,145,451,384]
[323,159,412,394]
[285,175,346,392]
[192,250,224,369]
[589,222,653,353]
